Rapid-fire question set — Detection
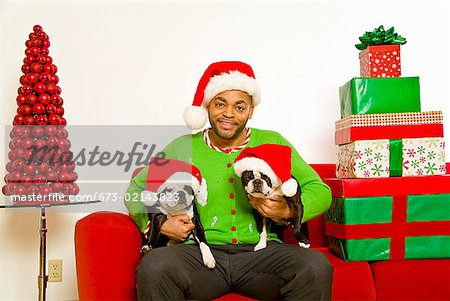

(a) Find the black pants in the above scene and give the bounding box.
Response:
[136,241,333,301]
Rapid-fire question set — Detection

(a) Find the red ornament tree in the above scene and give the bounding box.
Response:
[2,25,78,203]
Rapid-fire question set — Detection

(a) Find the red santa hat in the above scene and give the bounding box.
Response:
[145,157,207,205]
[183,61,261,130]
[233,144,298,197]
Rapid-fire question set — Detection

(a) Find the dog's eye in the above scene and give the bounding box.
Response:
[184,185,195,196]
[242,170,254,180]
[260,174,272,186]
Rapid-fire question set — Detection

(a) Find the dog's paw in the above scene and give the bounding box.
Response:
[199,242,216,269]
[298,241,311,248]
[254,240,267,251]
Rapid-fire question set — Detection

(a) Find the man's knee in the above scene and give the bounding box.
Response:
[137,248,180,282]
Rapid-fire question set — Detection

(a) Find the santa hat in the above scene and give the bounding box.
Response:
[233,144,298,197]
[145,157,207,206]
[183,61,261,130]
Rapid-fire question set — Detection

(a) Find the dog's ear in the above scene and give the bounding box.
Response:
[241,170,254,183]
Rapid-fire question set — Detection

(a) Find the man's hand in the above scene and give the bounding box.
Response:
[160,214,195,242]
[248,194,293,220]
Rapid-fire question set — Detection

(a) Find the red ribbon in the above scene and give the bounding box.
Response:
[326,195,450,260]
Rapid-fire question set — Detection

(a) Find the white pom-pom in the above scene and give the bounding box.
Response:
[281,178,298,197]
[183,106,208,130]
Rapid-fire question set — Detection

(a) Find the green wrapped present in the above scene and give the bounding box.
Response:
[339,77,421,118]
[325,176,450,261]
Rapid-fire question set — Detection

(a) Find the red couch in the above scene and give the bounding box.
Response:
[75,164,450,300]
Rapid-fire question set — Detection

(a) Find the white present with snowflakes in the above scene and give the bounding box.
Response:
[337,137,446,178]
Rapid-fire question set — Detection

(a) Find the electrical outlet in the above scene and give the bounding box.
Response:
[48,259,63,282]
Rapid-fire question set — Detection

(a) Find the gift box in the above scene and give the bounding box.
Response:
[339,77,421,118]
[335,111,444,144]
[337,137,446,178]
[359,45,401,78]
[324,176,450,261]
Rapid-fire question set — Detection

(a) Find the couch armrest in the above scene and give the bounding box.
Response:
[75,212,142,301]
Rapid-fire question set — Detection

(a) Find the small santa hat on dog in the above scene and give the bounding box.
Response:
[233,144,298,197]
[145,157,207,206]
[183,61,261,130]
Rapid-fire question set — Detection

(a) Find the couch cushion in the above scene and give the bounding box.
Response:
[371,259,450,300]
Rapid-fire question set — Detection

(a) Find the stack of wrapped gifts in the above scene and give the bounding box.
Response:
[325,26,450,261]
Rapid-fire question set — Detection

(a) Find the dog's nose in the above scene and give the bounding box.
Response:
[253,179,263,189]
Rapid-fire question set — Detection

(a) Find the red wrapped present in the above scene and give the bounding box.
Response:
[359,45,401,78]
[324,176,450,261]
[335,111,444,145]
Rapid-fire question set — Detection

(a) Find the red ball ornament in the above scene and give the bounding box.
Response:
[8,151,17,162]
[55,106,64,116]
[58,171,70,183]
[17,104,32,116]
[29,47,40,57]
[13,115,24,125]
[16,94,27,105]
[33,25,43,32]
[45,125,57,136]
[41,40,50,48]
[45,56,53,64]
[24,55,36,65]
[14,126,31,138]
[43,63,53,74]
[31,38,42,47]
[37,162,50,174]
[19,75,28,85]
[26,94,38,106]
[51,95,63,106]
[48,114,61,125]
[14,184,26,196]
[13,158,26,171]
[32,103,46,115]
[39,185,53,196]
[26,185,40,196]
[26,73,39,84]
[25,40,32,47]
[46,171,58,182]
[56,127,68,139]
[33,138,46,149]
[30,62,43,73]
[59,117,67,126]
[52,64,58,73]
[37,31,46,40]
[24,48,31,56]
[58,138,71,151]
[23,163,36,175]
[23,116,36,125]
[11,137,22,148]
[46,83,56,94]
[20,84,33,95]
[55,86,62,95]
[35,115,48,125]
[47,136,59,146]
[36,55,47,64]
[21,137,34,149]
[41,48,49,56]
[50,74,59,84]
[38,93,51,105]
[33,174,46,185]
[7,171,23,183]
[21,64,31,74]
[62,183,74,195]
[39,73,52,84]
[31,126,45,138]
[46,104,57,114]
[33,82,47,94]
[6,162,15,172]
[51,182,63,193]
[68,172,78,182]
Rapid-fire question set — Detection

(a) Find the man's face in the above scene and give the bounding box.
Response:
[207,90,254,140]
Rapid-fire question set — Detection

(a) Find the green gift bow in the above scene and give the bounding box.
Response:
[355,25,407,50]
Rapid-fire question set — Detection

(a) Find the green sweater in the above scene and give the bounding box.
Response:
[125,128,331,245]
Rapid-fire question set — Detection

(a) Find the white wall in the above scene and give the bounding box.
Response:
[1,1,449,300]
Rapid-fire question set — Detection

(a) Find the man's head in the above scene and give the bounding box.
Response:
[183,61,261,131]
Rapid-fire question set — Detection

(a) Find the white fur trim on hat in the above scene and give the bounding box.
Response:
[183,105,208,130]
[234,157,281,187]
[281,178,298,197]
[203,71,261,106]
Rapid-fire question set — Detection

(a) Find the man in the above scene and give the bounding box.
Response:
[125,61,333,300]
